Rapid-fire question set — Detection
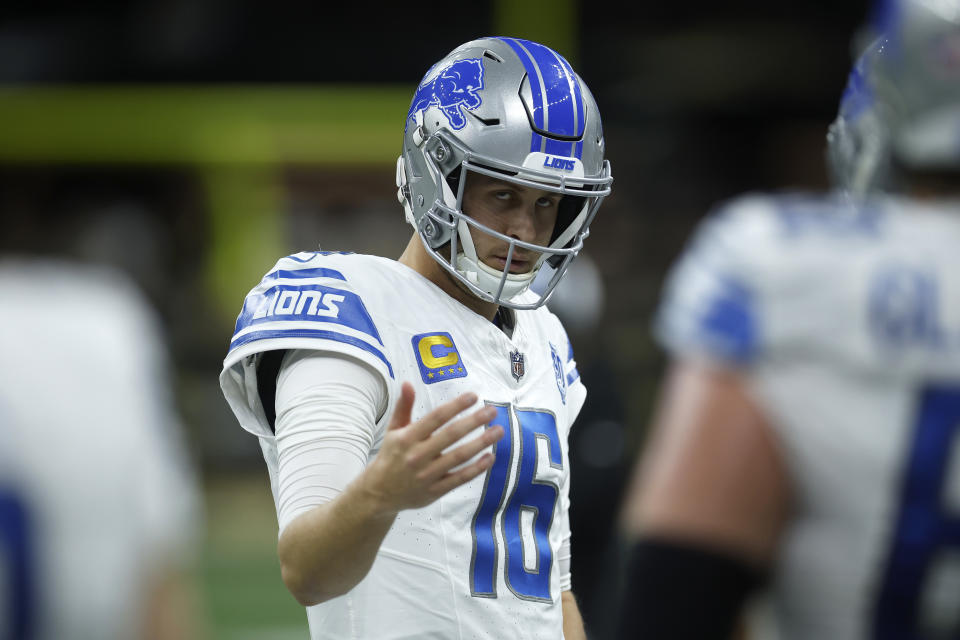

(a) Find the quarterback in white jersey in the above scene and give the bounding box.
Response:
[0,260,200,640]
[220,37,612,640]
[618,2,960,639]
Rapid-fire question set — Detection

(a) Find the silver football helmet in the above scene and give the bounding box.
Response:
[826,37,893,195]
[396,37,613,309]
[828,0,960,195]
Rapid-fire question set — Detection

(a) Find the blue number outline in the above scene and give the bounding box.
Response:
[470,403,563,602]
[469,402,513,598]
[872,385,960,638]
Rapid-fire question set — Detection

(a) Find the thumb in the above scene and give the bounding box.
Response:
[388,381,416,431]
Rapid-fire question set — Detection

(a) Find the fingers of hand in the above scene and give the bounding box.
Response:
[403,404,494,469]
[424,405,498,456]
[429,452,497,496]
[387,382,416,431]
[416,423,504,483]
[408,392,479,439]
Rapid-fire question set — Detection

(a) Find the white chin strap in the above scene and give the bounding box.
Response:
[455,252,537,301]
[453,214,541,302]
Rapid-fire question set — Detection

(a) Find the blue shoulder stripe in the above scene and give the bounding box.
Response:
[676,274,757,365]
[701,276,756,362]
[566,367,580,385]
[229,329,394,379]
[265,268,346,281]
[234,283,382,345]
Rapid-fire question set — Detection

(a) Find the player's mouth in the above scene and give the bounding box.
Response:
[492,255,533,274]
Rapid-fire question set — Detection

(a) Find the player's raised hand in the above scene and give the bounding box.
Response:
[359,381,502,514]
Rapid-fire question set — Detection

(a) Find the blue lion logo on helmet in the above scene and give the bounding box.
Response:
[408,58,485,131]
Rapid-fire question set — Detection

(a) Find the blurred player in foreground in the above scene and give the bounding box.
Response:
[220,37,612,639]
[0,259,202,639]
[618,0,960,638]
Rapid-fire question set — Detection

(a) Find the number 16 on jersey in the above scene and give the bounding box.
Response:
[470,402,563,602]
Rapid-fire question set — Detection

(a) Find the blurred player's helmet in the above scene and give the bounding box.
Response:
[828,0,960,195]
[827,38,892,195]
[396,37,613,309]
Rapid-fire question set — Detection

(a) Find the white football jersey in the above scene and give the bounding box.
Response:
[221,252,585,640]
[0,259,199,640]
[657,194,960,640]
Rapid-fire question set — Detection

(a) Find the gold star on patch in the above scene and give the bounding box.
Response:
[427,372,434,379]
[458,366,464,373]
[448,368,455,374]
[438,370,445,376]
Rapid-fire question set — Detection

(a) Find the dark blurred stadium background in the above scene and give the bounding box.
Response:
[0,1,868,637]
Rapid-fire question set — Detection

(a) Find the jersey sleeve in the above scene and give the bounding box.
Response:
[654,196,774,368]
[657,193,899,372]
[542,309,587,431]
[220,252,394,438]
[563,334,586,424]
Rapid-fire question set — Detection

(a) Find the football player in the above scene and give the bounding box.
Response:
[220,37,612,639]
[617,0,960,638]
[0,260,201,639]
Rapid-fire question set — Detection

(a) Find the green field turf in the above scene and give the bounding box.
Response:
[202,473,306,639]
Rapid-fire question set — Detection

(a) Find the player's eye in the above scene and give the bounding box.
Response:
[493,191,513,201]
[537,196,560,208]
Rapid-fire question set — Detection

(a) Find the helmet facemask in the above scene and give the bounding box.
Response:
[409,131,610,309]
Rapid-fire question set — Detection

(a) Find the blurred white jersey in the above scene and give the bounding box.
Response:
[0,260,199,640]
[221,252,585,640]
[657,194,960,640]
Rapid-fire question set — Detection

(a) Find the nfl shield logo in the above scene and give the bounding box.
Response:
[510,350,525,381]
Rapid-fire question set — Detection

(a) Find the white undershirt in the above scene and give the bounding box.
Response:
[272,347,572,589]
[273,349,387,532]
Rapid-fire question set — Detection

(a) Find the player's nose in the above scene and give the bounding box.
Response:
[505,200,539,243]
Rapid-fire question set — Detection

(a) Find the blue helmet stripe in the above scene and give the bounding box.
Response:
[524,39,576,138]
[499,38,546,134]
[507,38,583,140]
[548,46,585,139]
[544,138,573,156]
[530,132,544,154]
[555,51,585,159]
[499,37,586,156]
[870,0,899,35]
[519,39,562,137]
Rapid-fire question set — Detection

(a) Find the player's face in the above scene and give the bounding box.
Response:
[461,174,561,274]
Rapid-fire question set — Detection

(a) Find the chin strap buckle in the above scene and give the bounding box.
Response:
[396,156,417,225]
